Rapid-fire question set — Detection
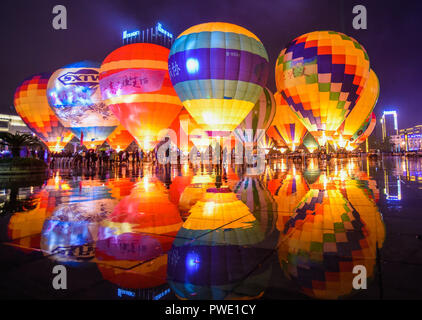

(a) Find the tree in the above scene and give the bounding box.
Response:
[0,132,43,158]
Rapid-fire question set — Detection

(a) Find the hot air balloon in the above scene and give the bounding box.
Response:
[272,92,308,151]
[257,134,275,152]
[335,69,379,143]
[168,22,269,138]
[234,87,276,145]
[167,187,271,300]
[353,112,376,145]
[303,131,319,153]
[266,125,287,150]
[99,43,183,152]
[14,73,74,152]
[47,61,119,148]
[106,124,134,152]
[275,31,371,145]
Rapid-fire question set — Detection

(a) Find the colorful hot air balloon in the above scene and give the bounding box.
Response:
[99,43,183,152]
[353,112,376,145]
[168,22,269,137]
[106,124,134,152]
[234,87,276,144]
[272,92,307,151]
[47,61,119,148]
[266,125,287,149]
[335,69,379,142]
[303,131,319,153]
[275,31,371,144]
[14,73,74,152]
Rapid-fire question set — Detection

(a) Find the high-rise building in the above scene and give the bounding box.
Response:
[121,22,174,48]
[380,110,398,141]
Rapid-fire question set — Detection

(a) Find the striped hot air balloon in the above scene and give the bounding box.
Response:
[275,31,371,145]
[234,87,276,144]
[272,92,307,151]
[14,73,74,151]
[46,61,119,148]
[168,22,269,138]
[99,43,183,151]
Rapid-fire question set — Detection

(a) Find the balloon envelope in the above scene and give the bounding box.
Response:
[168,22,269,137]
[100,43,183,151]
[14,73,74,151]
[275,31,370,143]
[47,61,119,147]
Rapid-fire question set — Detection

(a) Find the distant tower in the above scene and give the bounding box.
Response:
[122,22,174,48]
[381,110,398,141]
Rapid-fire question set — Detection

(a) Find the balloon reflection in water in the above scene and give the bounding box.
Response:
[234,176,278,235]
[95,177,183,289]
[278,172,385,299]
[167,187,271,300]
[178,173,215,216]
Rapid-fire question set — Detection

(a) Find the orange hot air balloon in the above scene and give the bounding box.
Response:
[353,112,376,145]
[99,43,184,152]
[272,92,307,151]
[14,73,74,152]
[267,125,287,148]
[335,69,379,143]
[106,124,134,152]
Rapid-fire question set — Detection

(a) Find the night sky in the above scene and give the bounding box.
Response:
[2,0,421,130]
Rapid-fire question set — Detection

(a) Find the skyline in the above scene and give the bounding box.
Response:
[2,0,422,129]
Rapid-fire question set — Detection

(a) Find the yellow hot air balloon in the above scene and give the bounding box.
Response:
[272,92,307,151]
[275,31,371,145]
[334,69,379,147]
[168,22,269,138]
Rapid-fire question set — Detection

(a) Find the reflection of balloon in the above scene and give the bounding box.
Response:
[234,177,277,234]
[169,175,193,206]
[276,31,370,143]
[168,22,269,136]
[178,174,215,215]
[303,132,319,153]
[100,43,183,151]
[336,70,379,142]
[106,124,134,151]
[234,87,276,143]
[272,92,307,151]
[47,61,119,147]
[167,187,270,300]
[278,174,384,299]
[14,73,74,151]
[95,177,183,289]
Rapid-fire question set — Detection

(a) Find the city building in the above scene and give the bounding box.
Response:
[0,113,30,134]
[391,125,422,152]
[380,110,398,141]
[122,22,174,48]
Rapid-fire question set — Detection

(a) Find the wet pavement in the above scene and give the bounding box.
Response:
[0,156,421,300]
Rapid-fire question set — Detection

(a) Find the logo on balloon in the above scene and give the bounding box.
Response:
[58,69,99,88]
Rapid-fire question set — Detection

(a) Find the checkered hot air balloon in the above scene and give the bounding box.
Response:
[14,73,74,152]
[334,69,379,144]
[99,43,183,152]
[275,31,371,145]
[168,22,269,138]
[167,187,271,300]
[234,87,276,144]
[272,92,308,151]
[46,61,119,148]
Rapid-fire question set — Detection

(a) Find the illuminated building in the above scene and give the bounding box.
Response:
[122,22,174,48]
[380,110,398,141]
[391,125,422,152]
[0,113,31,134]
